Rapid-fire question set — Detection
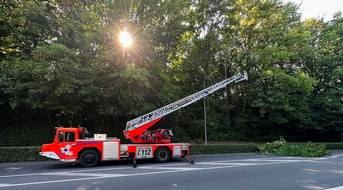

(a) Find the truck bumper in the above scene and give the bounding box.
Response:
[39,152,59,160]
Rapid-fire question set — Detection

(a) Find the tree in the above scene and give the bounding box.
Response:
[251,69,316,139]
[308,13,343,133]
[1,0,342,145]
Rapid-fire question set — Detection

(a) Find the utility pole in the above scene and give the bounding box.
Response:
[203,96,208,145]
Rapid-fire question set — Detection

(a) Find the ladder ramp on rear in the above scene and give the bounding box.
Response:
[125,71,248,132]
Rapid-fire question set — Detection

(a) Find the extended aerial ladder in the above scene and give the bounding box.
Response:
[123,71,248,143]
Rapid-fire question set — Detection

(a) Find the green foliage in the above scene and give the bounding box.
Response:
[258,136,288,155]
[0,123,55,147]
[308,15,343,131]
[259,137,329,157]
[325,143,343,150]
[191,144,259,155]
[0,0,56,58]
[0,0,342,146]
[0,147,48,162]
[251,69,317,129]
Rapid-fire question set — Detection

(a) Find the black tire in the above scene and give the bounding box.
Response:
[154,147,171,163]
[79,149,100,167]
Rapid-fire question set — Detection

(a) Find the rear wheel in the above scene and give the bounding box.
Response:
[154,147,171,163]
[79,149,100,167]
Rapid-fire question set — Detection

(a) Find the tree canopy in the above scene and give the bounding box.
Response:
[0,0,342,146]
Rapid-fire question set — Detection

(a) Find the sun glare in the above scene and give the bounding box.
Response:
[119,31,133,48]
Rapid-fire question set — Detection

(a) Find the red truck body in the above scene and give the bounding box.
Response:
[40,127,190,167]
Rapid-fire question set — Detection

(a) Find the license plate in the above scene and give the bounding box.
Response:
[136,147,153,158]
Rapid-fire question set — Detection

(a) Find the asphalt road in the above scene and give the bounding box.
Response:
[1,151,343,190]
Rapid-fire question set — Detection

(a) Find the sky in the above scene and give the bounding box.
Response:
[284,0,343,21]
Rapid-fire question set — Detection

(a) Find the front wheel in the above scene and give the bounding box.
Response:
[79,149,100,167]
[154,147,171,163]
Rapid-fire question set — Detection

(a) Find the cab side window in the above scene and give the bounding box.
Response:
[66,132,75,142]
[59,132,64,142]
[58,132,75,142]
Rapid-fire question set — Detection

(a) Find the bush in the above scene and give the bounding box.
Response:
[258,137,287,155]
[0,147,48,162]
[259,137,329,157]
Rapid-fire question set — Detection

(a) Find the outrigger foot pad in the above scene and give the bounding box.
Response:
[181,154,194,164]
[130,153,137,168]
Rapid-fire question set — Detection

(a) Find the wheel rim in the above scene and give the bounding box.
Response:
[158,150,168,160]
[84,154,95,163]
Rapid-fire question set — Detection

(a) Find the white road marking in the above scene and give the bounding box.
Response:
[1,154,342,188]
[197,162,259,166]
[6,167,23,171]
[0,184,11,187]
[0,166,132,178]
[327,186,343,190]
[47,172,126,177]
[138,166,201,170]
[0,176,109,188]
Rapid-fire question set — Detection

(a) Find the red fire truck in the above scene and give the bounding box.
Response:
[40,71,248,167]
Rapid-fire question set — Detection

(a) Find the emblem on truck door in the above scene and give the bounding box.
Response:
[60,145,73,156]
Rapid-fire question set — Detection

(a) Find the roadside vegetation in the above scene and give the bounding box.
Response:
[258,137,330,157]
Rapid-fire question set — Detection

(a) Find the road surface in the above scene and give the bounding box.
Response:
[1,151,343,190]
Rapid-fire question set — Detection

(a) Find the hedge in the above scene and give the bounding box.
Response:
[0,147,48,162]
[1,143,342,162]
[324,143,343,150]
[190,144,259,154]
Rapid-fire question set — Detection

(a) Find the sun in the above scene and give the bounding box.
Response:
[119,31,133,48]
